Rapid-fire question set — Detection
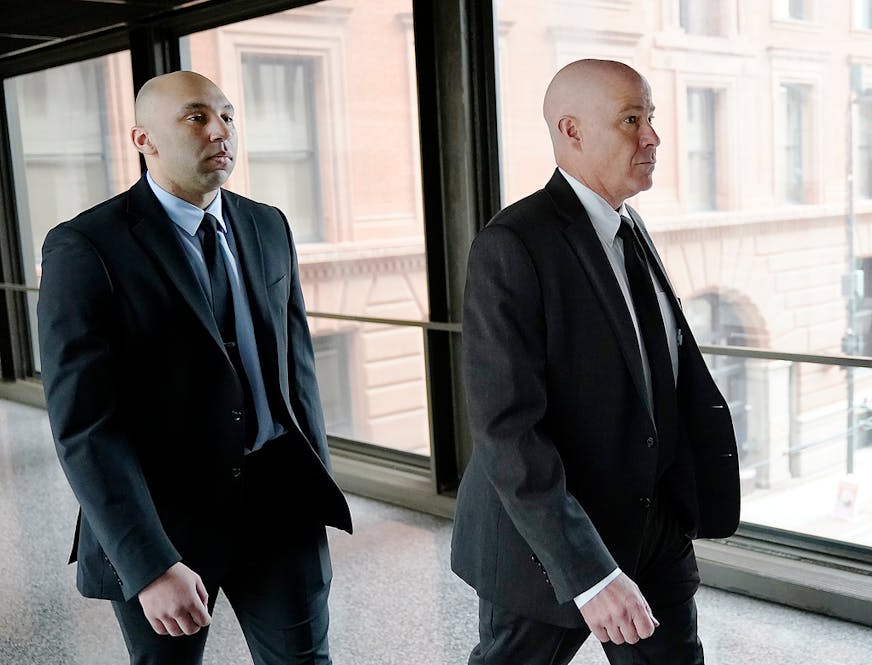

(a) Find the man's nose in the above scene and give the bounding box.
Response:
[209,116,232,141]
[641,122,660,148]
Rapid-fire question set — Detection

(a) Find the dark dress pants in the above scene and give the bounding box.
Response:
[469,494,704,665]
[112,438,334,665]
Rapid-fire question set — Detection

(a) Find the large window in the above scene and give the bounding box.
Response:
[493,0,871,550]
[183,0,430,456]
[3,54,138,372]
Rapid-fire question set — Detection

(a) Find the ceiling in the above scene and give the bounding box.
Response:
[0,0,229,62]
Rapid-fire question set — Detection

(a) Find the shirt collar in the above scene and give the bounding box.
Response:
[557,167,631,247]
[145,171,226,236]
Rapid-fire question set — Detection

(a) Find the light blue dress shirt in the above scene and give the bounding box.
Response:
[146,172,284,452]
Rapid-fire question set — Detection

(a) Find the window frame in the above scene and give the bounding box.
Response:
[685,86,719,211]
[241,52,325,243]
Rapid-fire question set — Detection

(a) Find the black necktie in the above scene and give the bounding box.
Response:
[199,212,257,448]
[616,215,678,472]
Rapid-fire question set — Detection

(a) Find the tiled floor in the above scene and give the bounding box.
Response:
[1,397,871,664]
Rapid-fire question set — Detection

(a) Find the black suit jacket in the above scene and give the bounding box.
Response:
[450,170,740,627]
[38,176,351,602]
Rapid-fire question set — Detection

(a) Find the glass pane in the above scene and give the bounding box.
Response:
[493,1,871,547]
[4,53,138,373]
[184,0,431,455]
[310,318,430,456]
[703,354,872,548]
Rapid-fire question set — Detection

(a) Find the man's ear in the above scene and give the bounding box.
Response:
[557,116,582,149]
[131,126,156,155]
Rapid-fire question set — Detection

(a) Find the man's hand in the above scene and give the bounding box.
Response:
[138,562,211,637]
[579,572,658,645]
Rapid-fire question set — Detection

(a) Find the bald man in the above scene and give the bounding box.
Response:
[38,71,352,665]
[451,59,740,664]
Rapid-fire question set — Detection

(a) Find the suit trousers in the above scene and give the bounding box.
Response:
[112,437,334,665]
[469,493,703,665]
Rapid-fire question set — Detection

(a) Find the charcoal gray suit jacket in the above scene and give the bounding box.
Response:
[451,170,739,627]
[38,175,351,601]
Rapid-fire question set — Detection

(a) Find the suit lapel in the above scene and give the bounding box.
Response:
[624,206,715,394]
[626,207,679,305]
[626,207,694,349]
[221,192,306,434]
[222,192,269,330]
[126,177,224,350]
[221,192,280,386]
[544,170,651,417]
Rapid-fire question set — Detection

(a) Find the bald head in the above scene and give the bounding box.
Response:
[135,71,218,127]
[131,71,237,208]
[542,59,659,208]
[543,60,643,149]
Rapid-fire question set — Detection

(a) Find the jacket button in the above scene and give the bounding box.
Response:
[231,410,243,422]
[646,436,655,448]
[231,467,242,478]
[639,497,652,509]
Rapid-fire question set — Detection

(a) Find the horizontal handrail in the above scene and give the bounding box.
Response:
[306,310,462,333]
[0,282,38,293]
[5,282,872,368]
[697,344,872,369]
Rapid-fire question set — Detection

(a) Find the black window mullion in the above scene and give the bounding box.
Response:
[413,0,501,493]
[0,83,32,380]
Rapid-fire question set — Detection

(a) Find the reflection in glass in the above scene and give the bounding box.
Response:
[5,55,137,283]
[4,53,137,372]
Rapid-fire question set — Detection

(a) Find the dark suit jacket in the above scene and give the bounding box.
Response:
[451,170,740,627]
[38,175,352,602]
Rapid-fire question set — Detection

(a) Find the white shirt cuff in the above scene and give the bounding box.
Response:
[573,567,622,608]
